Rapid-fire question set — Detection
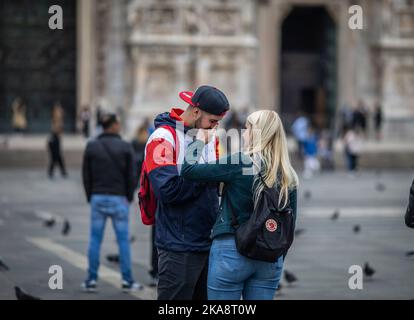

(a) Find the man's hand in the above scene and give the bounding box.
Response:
[196,127,217,144]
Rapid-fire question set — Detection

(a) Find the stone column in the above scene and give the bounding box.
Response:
[77,0,96,130]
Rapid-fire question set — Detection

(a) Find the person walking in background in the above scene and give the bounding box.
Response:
[339,102,353,137]
[352,101,368,138]
[11,97,27,133]
[95,105,104,136]
[343,126,363,174]
[405,178,414,228]
[303,125,320,179]
[181,110,298,300]
[51,101,64,133]
[47,127,67,179]
[131,124,148,173]
[291,110,309,161]
[374,103,383,141]
[318,129,334,171]
[81,113,142,292]
[80,106,91,138]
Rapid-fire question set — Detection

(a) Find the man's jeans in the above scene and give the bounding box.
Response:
[208,235,284,300]
[87,194,133,283]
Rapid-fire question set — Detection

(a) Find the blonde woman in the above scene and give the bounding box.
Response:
[181,110,298,300]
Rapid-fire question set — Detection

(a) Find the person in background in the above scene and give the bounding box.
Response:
[303,125,320,179]
[339,102,353,137]
[81,113,142,292]
[95,105,104,136]
[47,126,67,179]
[352,101,368,138]
[80,106,91,138]
[343,125,363,174]
[11,97,27,133]
[51,101,64,133]
[291,110,309,161]
[318,129,334,171]
[131,124,148,173]
[374,103,383,141]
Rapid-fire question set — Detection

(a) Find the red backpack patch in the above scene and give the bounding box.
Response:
[138,125,178,225]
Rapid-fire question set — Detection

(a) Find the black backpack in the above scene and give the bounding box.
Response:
[229,175,295,262]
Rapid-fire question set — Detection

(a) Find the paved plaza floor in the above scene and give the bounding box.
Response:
[0,168,413,300]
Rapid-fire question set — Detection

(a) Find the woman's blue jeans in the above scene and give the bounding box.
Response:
[208,235,284,300]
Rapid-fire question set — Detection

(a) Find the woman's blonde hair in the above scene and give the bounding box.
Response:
[245,110,299,209]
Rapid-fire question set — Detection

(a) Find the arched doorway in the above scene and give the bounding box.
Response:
[280,6,337,132]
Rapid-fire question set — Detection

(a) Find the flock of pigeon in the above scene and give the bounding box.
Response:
[1,173,413,300]
[0,213,72,300]
[276,178,412,296]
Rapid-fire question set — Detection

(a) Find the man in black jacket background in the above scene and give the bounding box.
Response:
[405,178,414,228]
[81,113,141,292]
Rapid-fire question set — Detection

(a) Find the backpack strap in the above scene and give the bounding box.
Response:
[157,125,179,163]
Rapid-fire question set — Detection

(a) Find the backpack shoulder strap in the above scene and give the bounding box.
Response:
[158,125,179,162]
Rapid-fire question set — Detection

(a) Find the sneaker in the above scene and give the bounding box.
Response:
[122,280,144,292]
[81,279,97,292]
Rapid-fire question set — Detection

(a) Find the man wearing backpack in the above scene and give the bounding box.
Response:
[81,113,142,292]
[142,85,229,300]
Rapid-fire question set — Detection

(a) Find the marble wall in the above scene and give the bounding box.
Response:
[79,0,414,141]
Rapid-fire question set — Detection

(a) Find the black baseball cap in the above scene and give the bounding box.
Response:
[179,85,230,116]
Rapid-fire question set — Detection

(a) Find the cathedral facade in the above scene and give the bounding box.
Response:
[1,0,413,141]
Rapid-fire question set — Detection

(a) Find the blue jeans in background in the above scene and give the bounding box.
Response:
[208,235,284,300]
[87,194,134,283]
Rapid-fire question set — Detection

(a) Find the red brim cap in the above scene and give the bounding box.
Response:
[179,91,195,106]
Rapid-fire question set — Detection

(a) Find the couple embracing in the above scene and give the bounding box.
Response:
[142,85,298,300]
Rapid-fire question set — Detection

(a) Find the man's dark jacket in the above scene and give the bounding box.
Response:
[82,133,137,202]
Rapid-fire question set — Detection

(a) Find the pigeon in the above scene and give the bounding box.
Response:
[304,190,312,200]
[284,270,298,285]
[44,217,56,228]
[14,286,41,300]
[376,182,385,192]
[0,257,10,271]
[62,219,71,236]
[106,253,120,263]
[405,250,414,257]
[353,225,361,234]
[331,210,340,221]
[363,262,375,278]
[294,228,306,237]
[130,235,136,243]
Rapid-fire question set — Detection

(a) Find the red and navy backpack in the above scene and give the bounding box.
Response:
[138,125,178,225]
